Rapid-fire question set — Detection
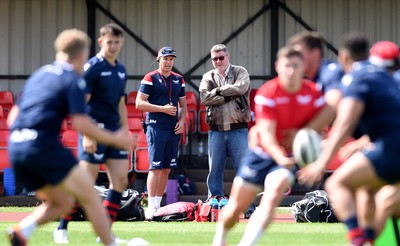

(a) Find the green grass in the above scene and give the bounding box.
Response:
[0,207,35,212]
[0,207,348,246]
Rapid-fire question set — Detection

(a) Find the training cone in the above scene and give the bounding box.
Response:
[127,238,150,246]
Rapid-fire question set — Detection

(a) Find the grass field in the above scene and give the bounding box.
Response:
[0,207,348,246]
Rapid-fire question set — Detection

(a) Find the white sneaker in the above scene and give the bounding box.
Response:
[96,235,127,244]
[53,229,69,244]
[145,207,157,220]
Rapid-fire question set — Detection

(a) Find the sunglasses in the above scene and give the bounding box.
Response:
[211,55,227,62]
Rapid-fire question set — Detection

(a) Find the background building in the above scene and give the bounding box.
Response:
[0,0,399,94]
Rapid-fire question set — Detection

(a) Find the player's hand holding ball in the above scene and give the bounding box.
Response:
[293,128,326,186]
[292,128,322,168]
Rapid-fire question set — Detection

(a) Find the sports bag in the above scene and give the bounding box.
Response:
[73,186,145,221]
[151,202,196,222]
[194,195,229,222]
[291,190,338,223]
[194,199,211,222]
[115,189,145,221]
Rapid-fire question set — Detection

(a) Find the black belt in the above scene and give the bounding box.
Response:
[209,123,248,131]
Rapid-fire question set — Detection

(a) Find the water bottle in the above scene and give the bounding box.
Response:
[218,198,228,221]
[209,198,219,222]
[198,141,204,156]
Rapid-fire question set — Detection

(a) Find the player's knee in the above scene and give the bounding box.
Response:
[325,176,339,195]
[376,186,399,209]
[58,196,75,215]
[162,168,171,175]
[222,200,243,218]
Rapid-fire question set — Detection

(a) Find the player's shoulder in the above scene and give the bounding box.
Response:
[394,70,400,84]
[258,78,279,94]
[171,71,184,79]
[142,70,158,82]
[352,61,389,81]
[145,70,159,78]
[115,60,127,72]
[319,62,344,82]
[303,79,320,90]
[45,61,78,81]
[83,54,105,72]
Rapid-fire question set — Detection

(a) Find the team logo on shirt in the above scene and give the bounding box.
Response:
[100,71,112,76]
[240,166,257,178]
[93,153,105,160]
[173,79,180,84]
[77,79,86,90]
[341,74,353,87]
[275,97,290,104]
[152,161,161,166]
[158,79,163,84]
[10,129,38,143]
[119,150,128,155]
[118,72,126,79]
[296,95,312,104]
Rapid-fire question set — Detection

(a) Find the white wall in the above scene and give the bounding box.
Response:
[1,0,399,95]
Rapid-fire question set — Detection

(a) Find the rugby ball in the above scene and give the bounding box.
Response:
[292,128,322,167]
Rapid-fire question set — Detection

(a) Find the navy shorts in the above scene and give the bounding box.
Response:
[79,122,128,164]
[147,125,180,170]
[9,141,77,192]
[236,147,296,187]
[363,140,400,184]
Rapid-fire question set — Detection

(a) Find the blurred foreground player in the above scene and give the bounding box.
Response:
[55,23,130,244]
[6,29,133,246]
[299,32,400,246]
[211,46,328,246]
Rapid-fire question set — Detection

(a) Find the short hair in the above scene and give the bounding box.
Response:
[54,29,91,59]
[391,59,400,72]
[99,23,124,37]
[339,31,369,61]
[276,46,304,61]
[288,31,325,57]
[211,44,228,54]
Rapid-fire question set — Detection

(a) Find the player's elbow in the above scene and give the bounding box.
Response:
[70,114,92,133]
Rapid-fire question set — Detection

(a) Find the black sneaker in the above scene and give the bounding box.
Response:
[6,227,27,246]
[244,203,256,219]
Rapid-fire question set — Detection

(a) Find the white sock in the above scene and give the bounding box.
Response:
[148,197,155,209]
[237,222,264,246]
[155,196,162,209]
[19,216,37,239]
[212,223,229,246]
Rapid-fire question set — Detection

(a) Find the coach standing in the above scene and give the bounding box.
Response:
[136,46,187,220]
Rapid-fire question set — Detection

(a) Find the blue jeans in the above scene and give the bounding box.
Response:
[207,128,248,197]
